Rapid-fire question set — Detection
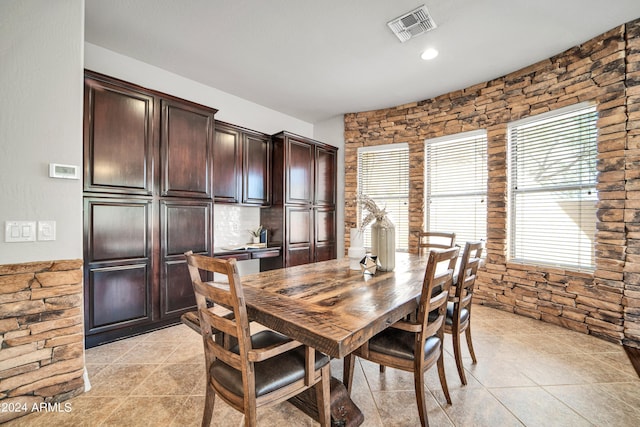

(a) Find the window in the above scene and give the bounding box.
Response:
[508,103,598,270]
[357,144,409,251]
[425,130,487,244]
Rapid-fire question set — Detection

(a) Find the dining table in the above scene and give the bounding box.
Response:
[182,252,430,426]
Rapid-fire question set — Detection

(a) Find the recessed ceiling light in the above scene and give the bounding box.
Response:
[421,48,439,60]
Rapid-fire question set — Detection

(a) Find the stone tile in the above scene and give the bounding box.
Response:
[113,341,181,364]
[1,396,124,427]
[84,340,138,364]
[490,386,592,426]
[595,382,640,409]
[545,384,640,426]
[101,396,188,427]
[371,389,452,427]
[85,363,158,396]
[131,363,203,396]
[165,339,205,364]
[170,395,244,427]
[433,387,524,427]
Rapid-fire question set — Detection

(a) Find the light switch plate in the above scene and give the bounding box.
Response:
[5,221,36,242]
[38,220,56,241]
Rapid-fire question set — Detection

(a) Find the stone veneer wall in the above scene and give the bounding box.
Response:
[345,19,640,348]
[0,259,85,423]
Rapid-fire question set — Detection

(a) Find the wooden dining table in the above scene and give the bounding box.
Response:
[240,252,428,359]
[182,252,430,426]
[246,252,433,425]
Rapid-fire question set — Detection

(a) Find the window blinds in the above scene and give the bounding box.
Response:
[425,131,487,245]
[508,103,598,270]
[357,144,409,250]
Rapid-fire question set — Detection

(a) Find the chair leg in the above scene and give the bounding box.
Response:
[315,365,331,427]
[379,364,386,373]
[465,324,477,364]
[201,382,215,427]
[414,370,429,427]
[437,351,452,405]
[452,328,467,386]
[343,353,356,395]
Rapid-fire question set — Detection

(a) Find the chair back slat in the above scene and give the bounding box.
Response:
[185,251,253,375]
[418,231,456,254]
[455,241,483,308]
[418,247,459,335]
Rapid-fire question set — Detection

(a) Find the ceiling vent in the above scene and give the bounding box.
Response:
[387,5,437,43]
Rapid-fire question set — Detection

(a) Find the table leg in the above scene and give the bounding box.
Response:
[288,377,363,427]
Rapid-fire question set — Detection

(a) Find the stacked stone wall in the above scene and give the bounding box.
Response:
[345,20,640,346]
[0,260,84,423]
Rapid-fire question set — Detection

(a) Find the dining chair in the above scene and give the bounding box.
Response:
[343,247,459,427]
[445,241,483,385]
[418,231,456,254]
[185,251,331,427]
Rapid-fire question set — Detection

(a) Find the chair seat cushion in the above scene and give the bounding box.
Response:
[445,301,469,326]
[368,328,440,361]
[210,330,330,398]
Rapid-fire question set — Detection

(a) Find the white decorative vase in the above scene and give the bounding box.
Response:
[348,228,366,270]
[370,217,395,271]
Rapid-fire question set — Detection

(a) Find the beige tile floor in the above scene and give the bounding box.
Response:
[7,305,640,426]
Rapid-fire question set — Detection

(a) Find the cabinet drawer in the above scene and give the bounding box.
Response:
[251,249,280,259]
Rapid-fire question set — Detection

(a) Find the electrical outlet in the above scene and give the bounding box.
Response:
[38,220,56,241]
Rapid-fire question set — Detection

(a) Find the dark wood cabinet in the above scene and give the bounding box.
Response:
[242,131,271,205]
[160,199,211,318]
[262,132,337,270]
[83,77,154,195]
[213,121,271,206]
[83,197,153,335]
[213,123,241,203]
[160,100,214,198]
[83,71,217,347]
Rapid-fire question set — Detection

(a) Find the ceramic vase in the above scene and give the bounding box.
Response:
[370,217,395,271]
[348,228,366,270]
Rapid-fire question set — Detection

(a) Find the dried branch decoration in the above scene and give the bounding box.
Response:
[358,193,388,231]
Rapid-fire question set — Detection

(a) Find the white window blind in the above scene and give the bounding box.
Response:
[508,103,598,270]
[425,131,487,245]
[357,144,409,251]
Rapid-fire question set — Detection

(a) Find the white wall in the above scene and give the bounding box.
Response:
[314,115,346,257]
[84,43,313,137]
[0,0,84,264]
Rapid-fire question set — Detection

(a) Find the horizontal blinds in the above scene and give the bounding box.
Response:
[509,104,597,270]
[426,132,487,245]
[357,145,409,250]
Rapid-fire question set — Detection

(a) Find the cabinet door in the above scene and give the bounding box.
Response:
[84,78,154,195]
[84,197,153,335]
[286,206,313,267]
[213,124,241,203]
[315,146,337,206]
[315,207,336,262]
[160,99,214,198]
[243,132,271,206]
[286,138,314,205]
[160,199,212,318]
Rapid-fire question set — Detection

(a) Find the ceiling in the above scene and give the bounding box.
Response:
[85,0,640,124]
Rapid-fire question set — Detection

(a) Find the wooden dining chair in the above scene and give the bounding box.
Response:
[418,231,456,254]
[343,247,459,427]
[185,251,331,427]
[445,241,483,385]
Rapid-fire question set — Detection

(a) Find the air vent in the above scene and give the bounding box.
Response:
[387,5,437,43]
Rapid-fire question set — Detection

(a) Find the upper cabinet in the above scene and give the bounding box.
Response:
[84,71,217,198]
[84,76,155,195]
[285,137,314,205]
[212,123,241,203]
[213,121,271,206]
[315,145,337,207]
[160,99,214,198]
